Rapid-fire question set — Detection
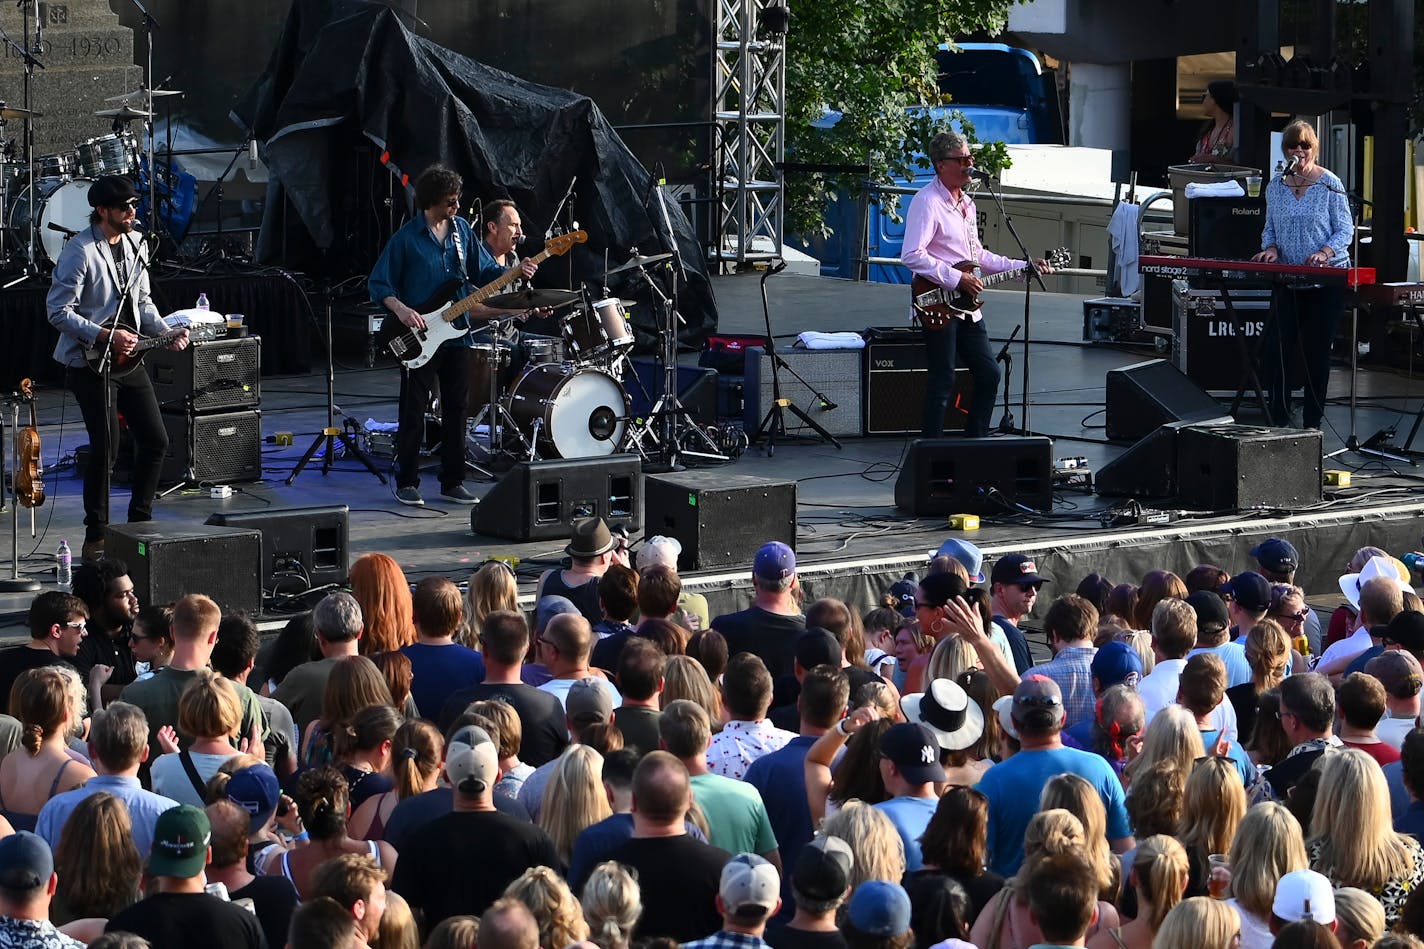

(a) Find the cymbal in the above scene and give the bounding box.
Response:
[105,88,182,106]
[601,252,673,278]
[94,106,152,121]
[484,288,582,310]
[0,106,39,120]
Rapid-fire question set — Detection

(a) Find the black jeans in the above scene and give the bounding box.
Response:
[66,365,168,543]
[1260,284,1343,428]
[396,344,471,491]
[922,317,1000,437]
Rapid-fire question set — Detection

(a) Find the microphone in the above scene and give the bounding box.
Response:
[1284,155,1300,176]
[969,169,993,182]
[248,139,258,170]
[47,222,78,236]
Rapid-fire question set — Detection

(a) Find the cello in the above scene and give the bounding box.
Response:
[15,379,42,510]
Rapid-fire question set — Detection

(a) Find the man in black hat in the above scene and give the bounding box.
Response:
[46,174,188,564]
[535,516,625,624]
[988,553,1042,674]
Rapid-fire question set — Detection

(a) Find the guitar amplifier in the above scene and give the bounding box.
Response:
[742,347,863,437]
[160,409,263,486]
[862,328,970,435]
[149,336,261,414]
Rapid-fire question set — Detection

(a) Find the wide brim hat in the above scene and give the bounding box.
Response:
[565,517,617,558]
[901,678,984,751]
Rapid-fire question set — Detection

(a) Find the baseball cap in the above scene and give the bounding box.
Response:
[796,628,842,671]
[0,832,51,893]
[720,853,780,919]
[900,678,984,751]
[1185,589,1230,632]
[1091,641,1144,689]
[87,174,137,209]
[934,539,985,583]
[1385,611,1424,654]
[1220,571,1271,613]
[1012,675,1065,730]
[878,722,946,784]
[990,553,1046,587]
[566,677,615,727]
[754,542,796,583]
[1366,649,1424,698]
[446,724,499,795]
[1272,869,1336,924]
[992,694,1020,740]
[792,835,853,903]
[1251,538,1299,574]
[636,535,683,571]
[226,763,281,833]
[888,577,919,619]
[535,595,580,634]
[847,880,912,937]
[149,805,212,878]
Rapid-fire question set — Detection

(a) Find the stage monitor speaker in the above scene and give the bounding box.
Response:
[862,329,971,435]
[622,360,717,425]
[894,436,1053,516]
[107,522,263,616]
[1189,197,1267,261]
[1095,419,1225,499]
[743,346,863,437]
[149,336,261,413]
[1105,359,1227,442]
[206,505,350,590]
[160,409,263,486]
[643,470,796,571]
[1176,424,1323,511]
[473,454,641,542]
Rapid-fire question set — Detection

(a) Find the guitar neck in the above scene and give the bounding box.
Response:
[443,249,557,323]
[982,262,1033,290]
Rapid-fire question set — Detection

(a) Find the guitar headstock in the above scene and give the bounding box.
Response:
[546,231,588,257]
[1047,247,1072,268]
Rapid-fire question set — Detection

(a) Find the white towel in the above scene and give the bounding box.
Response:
[1184,180,1245,199]
[795,331,866,350]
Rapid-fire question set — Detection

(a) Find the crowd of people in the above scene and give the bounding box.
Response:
[1,521,1423,949]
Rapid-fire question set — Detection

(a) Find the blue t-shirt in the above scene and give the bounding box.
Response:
[874,796,939,871]
[975,746,1130,876]
[1198,728,1257,788]
[1187,642,1252,689]
[400,641,485,719]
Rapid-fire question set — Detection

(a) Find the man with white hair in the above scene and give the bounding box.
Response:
[637,534,709,632]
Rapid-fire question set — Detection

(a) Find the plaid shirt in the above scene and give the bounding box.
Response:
[1023,645,1097,728]
[684,930,774,949]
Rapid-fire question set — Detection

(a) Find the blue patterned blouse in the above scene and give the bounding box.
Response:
[1261,167,1354,268]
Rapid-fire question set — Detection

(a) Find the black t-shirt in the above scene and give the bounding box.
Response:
[382,787,531,852]
[902,867,1005,939]
[73,628,137,687]
[230,874,299,949]
[613,705,662,757]
[1225,682,1261,747]
[0,647,72,711]
[766,927,848,949]
[437,681,568,767]
[770,667,881,729]
[590,629,637,674]
[607,835,730,942]
[391,809,563,927]
[711,608,807,679]
[107,891,268,949]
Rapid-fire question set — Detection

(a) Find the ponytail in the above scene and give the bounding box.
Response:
[1135,835,1190,932]
[391,720,442,800]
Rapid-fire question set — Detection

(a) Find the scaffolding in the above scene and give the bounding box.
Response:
[711,0,786,267]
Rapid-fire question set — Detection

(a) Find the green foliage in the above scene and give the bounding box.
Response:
[782,0,1017,236]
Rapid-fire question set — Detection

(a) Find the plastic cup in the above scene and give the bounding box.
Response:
[1245,175,1262,197]
[1208,853,1232,899]
[226,314,245,330]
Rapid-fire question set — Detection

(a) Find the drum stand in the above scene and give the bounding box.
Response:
[0,6,43,286]
[466,316,531,478]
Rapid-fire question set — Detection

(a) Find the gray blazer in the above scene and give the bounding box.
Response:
[46,224,167,369]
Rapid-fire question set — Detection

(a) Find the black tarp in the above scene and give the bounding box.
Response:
[233,0,716,343]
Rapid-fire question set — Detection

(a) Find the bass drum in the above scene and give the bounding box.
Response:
[506,364,628,458]
[8,178,92,264]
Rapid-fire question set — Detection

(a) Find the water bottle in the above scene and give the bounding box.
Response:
[56,540,71,591]
[196,293,210,310]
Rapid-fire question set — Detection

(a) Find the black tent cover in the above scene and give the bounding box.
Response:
[233,0,717,342]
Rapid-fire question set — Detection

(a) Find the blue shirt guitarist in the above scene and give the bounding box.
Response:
[369,165,537,507]
[45,175,189,564]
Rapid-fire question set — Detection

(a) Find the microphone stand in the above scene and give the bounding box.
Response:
[751,262,843,455]
[974,172,1046,434]
[995,324,1022,434]
[0,17,42,286]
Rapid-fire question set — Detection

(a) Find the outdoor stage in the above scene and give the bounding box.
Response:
[2,270,1423,635]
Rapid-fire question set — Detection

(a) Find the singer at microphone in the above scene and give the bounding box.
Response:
[1249,119,1351,432]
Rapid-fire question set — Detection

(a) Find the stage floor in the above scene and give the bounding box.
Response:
[3,272,1423,634]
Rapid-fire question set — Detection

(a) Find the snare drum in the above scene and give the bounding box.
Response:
[465,344,511,416]
[75,132,139,178]
[507,364,628,458]
[523,337,565,366]
[563,297,635,361]
[36,152,75,179]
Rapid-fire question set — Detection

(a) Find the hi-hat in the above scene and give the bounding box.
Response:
[484,289,582,310]
[94,106,153,121]
[601,253,673,278]
[105,88,183,106]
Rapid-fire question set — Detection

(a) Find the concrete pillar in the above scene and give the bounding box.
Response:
[1068,62,1131,152]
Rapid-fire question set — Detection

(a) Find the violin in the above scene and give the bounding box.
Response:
[16,379,42,509]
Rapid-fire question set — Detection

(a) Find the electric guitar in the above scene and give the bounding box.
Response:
[375,231,587,369]
[83,314,186,378]
[912,247,1071,329]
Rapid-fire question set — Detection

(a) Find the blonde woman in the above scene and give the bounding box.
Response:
[1152,896,1240,949]
[374,891,420,949]
[1087,836,1188,949]
[149,669,246,807]
[0,666,93,830]
[1219,802,1307,949]
[1226,620,1291,748]
[1123,705,1204,790]
[1308,747,1424,926]
[661,655,722,726]
[539,745,612,865]
[581,861,641,949]
[1178,757,1246,898]
[819,800,905,890]
[463,560,519,648]
[1041,773,1120,902]
[970,809,1120,949]
[503,866,589,949]
[925,634,980,684]
[1330,887,1384,949]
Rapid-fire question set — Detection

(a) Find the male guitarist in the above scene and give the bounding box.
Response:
[46,175,189,564]
[901,131,1051,437]
[370,165,538,507]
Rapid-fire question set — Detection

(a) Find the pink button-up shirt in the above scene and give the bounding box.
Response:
[901,175,1021,323]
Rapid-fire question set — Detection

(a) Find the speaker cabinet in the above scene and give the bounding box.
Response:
[1105,359,1229,442]
[643,471,796,571]
[107,522,263,615]
[160,409,263,486]
[622,360,717,425]
[894,436,1054,516]
[473,455,641,542]
[149,336,261,413]
[1189,197,1267,261]
[206,505,350,590]
[1176,424,1322,511]
[1096,419,1218,499]
[863,329,971,435]
[743,347,863,437]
